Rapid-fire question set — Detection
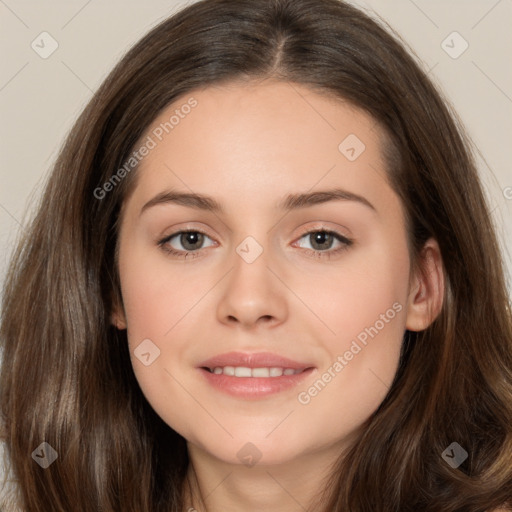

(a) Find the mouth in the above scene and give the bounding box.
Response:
[201,366,309,377]
[196,352,316,399]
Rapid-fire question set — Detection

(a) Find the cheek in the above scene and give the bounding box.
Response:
[302,234,410,346]
[298,234,410,413]
[117,238,217,379]
[118,239,202,341]
[118,251,199,431]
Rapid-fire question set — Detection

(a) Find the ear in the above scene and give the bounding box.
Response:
[111,308,127,330]
[405,238,445,332]
[111,290,127,330]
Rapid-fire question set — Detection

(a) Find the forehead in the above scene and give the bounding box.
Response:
[124,80,394,216]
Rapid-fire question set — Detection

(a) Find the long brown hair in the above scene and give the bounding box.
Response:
[1,0,511,510]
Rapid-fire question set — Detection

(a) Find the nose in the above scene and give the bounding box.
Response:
[216,244,288,330]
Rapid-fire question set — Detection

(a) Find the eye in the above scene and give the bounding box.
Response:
[158,229,216,259]
[294,229,353,259]
[157,227,353,260]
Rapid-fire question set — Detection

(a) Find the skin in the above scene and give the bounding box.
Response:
[112,79,444,512]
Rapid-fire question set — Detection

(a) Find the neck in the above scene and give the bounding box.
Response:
[181,440,346,512]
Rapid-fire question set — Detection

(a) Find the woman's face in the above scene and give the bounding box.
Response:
[114,79,421,465]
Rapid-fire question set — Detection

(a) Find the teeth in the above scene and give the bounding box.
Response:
[269,367,283,377]
[235,366,251,377]
[208,366,304,377]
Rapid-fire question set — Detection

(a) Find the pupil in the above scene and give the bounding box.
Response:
[182,232,203,250]
[312,232,332,250]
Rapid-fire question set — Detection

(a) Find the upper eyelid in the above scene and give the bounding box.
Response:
[161,228,215,243]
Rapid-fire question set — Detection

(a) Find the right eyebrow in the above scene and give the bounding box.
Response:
[140,190,223,216]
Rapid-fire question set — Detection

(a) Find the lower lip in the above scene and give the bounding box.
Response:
[198,367,316,399]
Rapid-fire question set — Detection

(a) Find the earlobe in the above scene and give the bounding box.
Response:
[111,310,127,330]
[405,238,445,332]
[111,292,127,330]
[110,315,126,330]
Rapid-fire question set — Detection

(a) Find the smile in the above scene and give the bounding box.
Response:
[198,366,316,399]
[204,366,305,377]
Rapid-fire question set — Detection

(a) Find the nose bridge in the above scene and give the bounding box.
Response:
[230,232,273,297]
[215,231,287,327]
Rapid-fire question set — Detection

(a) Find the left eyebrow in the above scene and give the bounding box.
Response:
[279,188,376,212]
[139,187,376,217]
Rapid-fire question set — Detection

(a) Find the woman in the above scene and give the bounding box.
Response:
[1,0,511,510]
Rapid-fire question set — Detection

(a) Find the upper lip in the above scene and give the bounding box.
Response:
[198,351,315,370]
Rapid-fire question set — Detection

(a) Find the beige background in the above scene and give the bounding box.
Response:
[0,0,511,295]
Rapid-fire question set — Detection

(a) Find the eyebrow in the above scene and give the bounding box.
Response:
[139,187,376,216]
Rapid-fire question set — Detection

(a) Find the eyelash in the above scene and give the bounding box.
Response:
[157,228,354,260]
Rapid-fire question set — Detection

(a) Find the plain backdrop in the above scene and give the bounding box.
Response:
[0,0,511,296]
